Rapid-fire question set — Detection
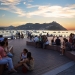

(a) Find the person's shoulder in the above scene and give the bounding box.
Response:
[0,46,4,50]
[32,57,34,60]
[0,46,3,49]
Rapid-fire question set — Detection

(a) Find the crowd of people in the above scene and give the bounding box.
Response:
[27,34,61,49]
[27,32,75,55]
[61,33,75,55]
[0,36,34,74]
[0,32,75,74]
[16,32,24,39]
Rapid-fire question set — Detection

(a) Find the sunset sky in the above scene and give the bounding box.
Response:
[0,0,75,30]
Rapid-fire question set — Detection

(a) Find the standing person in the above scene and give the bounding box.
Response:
[18,32,20,39]
[60,38,67,55]
[0,41,17,73]
[61,39,72,55]
[21,32,24,39]
[51,36,55,45]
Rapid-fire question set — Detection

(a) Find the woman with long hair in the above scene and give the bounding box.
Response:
[15,52,34,71]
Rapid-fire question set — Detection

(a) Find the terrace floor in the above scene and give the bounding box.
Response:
[3,38,75,75]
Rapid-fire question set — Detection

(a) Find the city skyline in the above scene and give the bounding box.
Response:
[0,0,75,30]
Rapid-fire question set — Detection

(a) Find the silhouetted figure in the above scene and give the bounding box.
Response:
[18,32,20,39]
[55,37,61,46]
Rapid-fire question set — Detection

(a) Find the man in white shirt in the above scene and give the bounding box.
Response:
[33,36,39,47]
[34,36,39,42]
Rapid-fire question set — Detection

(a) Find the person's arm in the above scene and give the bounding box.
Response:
[0,55,2,60]
[20,52,23,60]
[20,58,28,63]
[1,49,7,57]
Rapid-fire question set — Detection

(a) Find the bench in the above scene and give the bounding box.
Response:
[45,45,61,51]
[26,41,35,46]
[26,41,61,51]
[26,41,75,62]
[65,51,75,61]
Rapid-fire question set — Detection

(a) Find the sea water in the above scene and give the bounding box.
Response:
[0,30,75,37]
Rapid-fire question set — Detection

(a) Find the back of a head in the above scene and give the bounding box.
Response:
[35,35,37,37]
[65,39,68,42]
[4,37,8,42]
[0,41,5,47]
[0,35,3,38]
[24,48,28,53]
[27,52,32,59]
[63,38,66,41]
[57,37,59,39]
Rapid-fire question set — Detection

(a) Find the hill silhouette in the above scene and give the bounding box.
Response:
[15,21,67,30]
[0,21,67,30]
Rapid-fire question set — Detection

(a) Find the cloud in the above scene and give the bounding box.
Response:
[9,5,26,17]
[0,0,21,5]
[23,2,26,4]
[28,0,33,2]
[0,0,75,18]
[2,14,5,17]
[0,7,9,10]
[26,4,39,8]
[0,6,26,17]
[0,0,26,17]
[26,4,75,18]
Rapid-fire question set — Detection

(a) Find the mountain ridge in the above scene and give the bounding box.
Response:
[0,21,67,30]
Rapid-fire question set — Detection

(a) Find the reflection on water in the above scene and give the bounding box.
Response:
[0,30,75,38]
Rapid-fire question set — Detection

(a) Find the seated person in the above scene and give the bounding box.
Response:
[43,36,49,49]
[38,36,43,48]
[61,39,72,55]
[0,41,17,73]
[15,52,34,71]
[33,35,39,47]
[72,43,75,51]
[55,37,61,46]
[20,48,28,60]
[65,39,72,51]
[51,39,55,45]
[3,38,13,58]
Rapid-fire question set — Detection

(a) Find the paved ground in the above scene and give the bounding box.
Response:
[57,64,75,75]
[3,38,75,75]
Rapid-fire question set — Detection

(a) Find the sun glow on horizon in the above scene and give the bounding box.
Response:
[0,0,75,30]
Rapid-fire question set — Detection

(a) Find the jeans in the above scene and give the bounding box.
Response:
[7,52,13,58]
[0,57,14,71]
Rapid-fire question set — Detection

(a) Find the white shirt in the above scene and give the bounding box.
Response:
[34,37,39,42]
[45,41,49,44]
